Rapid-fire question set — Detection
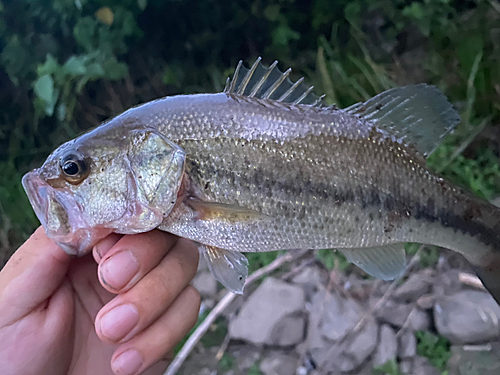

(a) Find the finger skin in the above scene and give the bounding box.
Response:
[111,286,201,375]
[97,230,179,293]
[95,237,199,343]
[0,227,70,326]
[93,233,123,263]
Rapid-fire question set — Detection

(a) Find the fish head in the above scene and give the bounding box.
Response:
[22,123,185,256]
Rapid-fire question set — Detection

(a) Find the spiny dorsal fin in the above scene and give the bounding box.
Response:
[345,84,460,157]
[224,57,325,106]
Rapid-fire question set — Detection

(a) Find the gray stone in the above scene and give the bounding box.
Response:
[229,278,306,346]
[377,300,429,329]
[398,331,417,359]
[491,197,500,207]
[306,289,379,373]
[192,271,218,297]
[399,358,413,374]
[373,325,398,367]
[344,321,379,366]
[413,356,440,375]
[292,265,325,287]
[448,342,500,375]
[259,352,300,375]
[393,270,434,302]
[407,308,431,331]
[231,344,261,371]
[434,290,500,344]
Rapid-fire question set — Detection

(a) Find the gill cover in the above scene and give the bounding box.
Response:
[123,129,185,232]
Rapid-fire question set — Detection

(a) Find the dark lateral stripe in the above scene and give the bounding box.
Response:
[187,160,499,248]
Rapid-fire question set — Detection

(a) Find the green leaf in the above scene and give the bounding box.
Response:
[37,54,60,77]
[0,35,29,84]
[264,5,280,22]
[74,16,97,53]
[137,0,147,11]
[62,55,87,77]
[101,58,128,80]
[271,24,300,46]
[34,75,54,104]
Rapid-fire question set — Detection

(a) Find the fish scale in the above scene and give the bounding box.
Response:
[22,58,500,301]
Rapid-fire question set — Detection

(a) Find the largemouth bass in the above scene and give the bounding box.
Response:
[22,58,500,301]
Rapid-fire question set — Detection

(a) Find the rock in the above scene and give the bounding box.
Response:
[434,290,500,344]
[259,352,300,375]
[416,294,435,310]
[343,320,379,367]
[377,300,429,330]
[230,344,262,371]
[398,331,417,359]
[393,270,434,302]
[292,266,326,298]
[399,358,413,374]
[292,265,325,287]
[373,325,398,367]
[305,289,379,373]
[412,356,440,375]
[229,278,306,346]
[192,271,218,298]
[407,308,431,331]
[448,342,500,375]
[434,269,462,297]
[491,197,500,207]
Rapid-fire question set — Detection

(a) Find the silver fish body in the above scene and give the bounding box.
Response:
[23,59,500,299]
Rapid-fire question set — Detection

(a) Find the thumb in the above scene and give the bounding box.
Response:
[0,227,71,325]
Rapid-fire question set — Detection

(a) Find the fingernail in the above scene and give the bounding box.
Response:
[101,250,139,290]
[99,304,139,342]
[112,349,142,375]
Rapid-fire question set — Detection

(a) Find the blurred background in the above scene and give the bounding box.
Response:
[1,1,500,374]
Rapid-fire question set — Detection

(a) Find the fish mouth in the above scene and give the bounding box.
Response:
[22,171,110,256]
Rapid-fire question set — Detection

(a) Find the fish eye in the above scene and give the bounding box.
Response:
[60,152,89,184]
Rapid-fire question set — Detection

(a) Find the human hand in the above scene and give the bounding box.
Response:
[0,227,200,375]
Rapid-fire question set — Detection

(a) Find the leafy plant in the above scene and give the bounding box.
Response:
[415,330,452,371]
[372,359,402,375]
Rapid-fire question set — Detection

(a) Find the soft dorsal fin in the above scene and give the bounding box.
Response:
[224,57,325,106]
[345,84,460,157]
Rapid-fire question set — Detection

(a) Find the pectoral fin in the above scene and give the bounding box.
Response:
[341,244,407,280]
[188,198,267,223]
[199,245,249,294]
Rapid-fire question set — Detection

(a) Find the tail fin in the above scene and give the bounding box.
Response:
[472,198,500,304]
[473,266,500,305]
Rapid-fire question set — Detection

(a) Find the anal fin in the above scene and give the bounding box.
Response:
[341,244,407,280]
[200,245,249,294]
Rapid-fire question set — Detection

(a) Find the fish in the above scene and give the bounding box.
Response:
[22,57,500,301]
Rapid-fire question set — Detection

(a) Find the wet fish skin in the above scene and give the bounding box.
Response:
[22,59,500,301]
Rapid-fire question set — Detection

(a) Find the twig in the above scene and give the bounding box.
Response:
[338,246,423,344]
[215,333,231,361]
[459,272,485,290]
[396,305,418,337]
[164,250,307,375]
